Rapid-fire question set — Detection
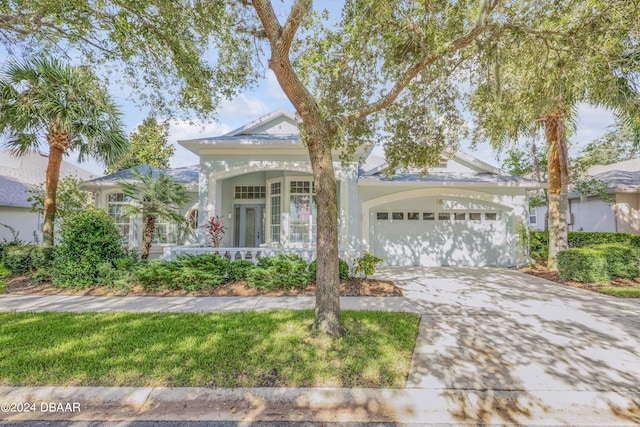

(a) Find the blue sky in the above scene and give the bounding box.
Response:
[70,73,613,176]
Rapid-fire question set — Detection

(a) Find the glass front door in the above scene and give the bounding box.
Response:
[234,204,264,247]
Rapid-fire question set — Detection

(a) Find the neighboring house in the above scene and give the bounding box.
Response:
[530,158,640,234]
[82,109,543,266]
[0,150,96,243]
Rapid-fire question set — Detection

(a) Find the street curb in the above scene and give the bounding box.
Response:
[1,386,639,425]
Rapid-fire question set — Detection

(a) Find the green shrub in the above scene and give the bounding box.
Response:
[594,244,640,279]
[530,230,640,258]
[558,248,609,283]
[0,279,6,294]
[2,245,35,275]
[31,267,52,283]
[247,254,309,289]
[228,260,255,282]
[30,246,56,269]
[134,254,228,291]
[308,258,350,281]
[52,209,124,288]
[353,252,384,279]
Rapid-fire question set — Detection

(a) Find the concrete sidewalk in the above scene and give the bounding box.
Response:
[1,267,639,425]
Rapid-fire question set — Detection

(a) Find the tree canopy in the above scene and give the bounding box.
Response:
[105,116,174,174]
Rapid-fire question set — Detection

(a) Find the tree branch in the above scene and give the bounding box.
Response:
[338,23,491,125]
[281,0,311,53]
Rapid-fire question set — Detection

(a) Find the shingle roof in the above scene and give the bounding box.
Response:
[80,164,199,189]
[360,172,543,187]
[0,150,96,186]
[582,158,640,191]
[0,175,31,208]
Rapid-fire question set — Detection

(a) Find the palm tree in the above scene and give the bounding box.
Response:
[119,167,190,259]
[0,57,127,247]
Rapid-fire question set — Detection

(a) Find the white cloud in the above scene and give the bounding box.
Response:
[218,94,271,121]
[166,119,232,168]
[265,70,288,100]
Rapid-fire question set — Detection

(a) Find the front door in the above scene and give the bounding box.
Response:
[234,204,264,247]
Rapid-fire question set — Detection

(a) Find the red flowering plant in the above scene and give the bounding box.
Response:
[206,215,225,247]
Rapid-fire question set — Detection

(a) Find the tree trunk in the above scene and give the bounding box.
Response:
[305,120,341,336]
[43,123,68,247]
[141,215,156,260]
[544,113,568,270]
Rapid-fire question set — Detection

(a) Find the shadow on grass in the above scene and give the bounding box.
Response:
[0,309,418,389]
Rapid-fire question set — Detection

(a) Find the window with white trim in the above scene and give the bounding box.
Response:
[270,181,282,243]
[529,207,537,225]
[107,192,132,244]
[289,180,316,244]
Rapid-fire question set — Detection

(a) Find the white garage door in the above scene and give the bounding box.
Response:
[371,199,515,266]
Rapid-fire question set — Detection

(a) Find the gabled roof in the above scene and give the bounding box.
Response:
[79,164,199,191]
[585,158,640,192]
[0,150,96,186]
[0,175,31,208]
[225,108,299,137]
[360,150,503,176]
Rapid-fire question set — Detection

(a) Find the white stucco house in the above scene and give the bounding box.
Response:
[81,109,543,266]
[530,158,640,234]
[0,150,96,243]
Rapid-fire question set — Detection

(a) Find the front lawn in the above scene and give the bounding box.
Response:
[596,286,640,298]
[0,310,418,388]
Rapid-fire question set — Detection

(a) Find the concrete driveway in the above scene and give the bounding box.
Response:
[375,266,640,425]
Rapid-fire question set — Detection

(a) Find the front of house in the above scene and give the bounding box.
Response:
[81,109,543,266]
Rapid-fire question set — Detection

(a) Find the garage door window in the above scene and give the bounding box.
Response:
[485,213,497,220]
[469,212,481,221]
[392,212,404,220]
[438,212,450,220]
[423,212,435,220]
[454,212,466,220]
[408,212,419,220]
[376,212,389,220]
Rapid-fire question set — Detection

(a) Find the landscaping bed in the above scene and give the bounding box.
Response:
[519,263,640,298]
[4,275,402,297]
[0,310,418,388]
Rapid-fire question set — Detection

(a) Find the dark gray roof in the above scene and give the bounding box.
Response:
[82,164,199,186]
[593,170,640,190]
[0,175,31,208]
[194,135,299,142]
[361,172,542,186]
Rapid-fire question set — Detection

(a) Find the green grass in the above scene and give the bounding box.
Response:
[596,286,640,298]
[0,310,418,388]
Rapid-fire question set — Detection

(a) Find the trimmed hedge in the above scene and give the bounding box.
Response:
[134,254,229,291]
[530,230,640,257]
[308,258,350,281]
[558,243,640,283]
[246,254,309,289]
[2,245,55,275]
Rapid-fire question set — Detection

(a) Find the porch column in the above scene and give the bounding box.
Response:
[198,172,218,245]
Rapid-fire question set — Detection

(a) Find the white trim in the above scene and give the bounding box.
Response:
[226,109,298,136]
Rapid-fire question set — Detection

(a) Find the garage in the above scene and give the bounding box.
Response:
[369,195,517,267]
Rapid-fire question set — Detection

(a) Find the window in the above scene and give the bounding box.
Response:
[107,192,132,244]
[270,182,281,243]
[469,212,481,221]
[485,212,497,221]
[423,212,435,220]
[438,212,450,220]
[392,212,404,220]
[407,212,419,220]
[289,180,316,244]
[454,212,466,221]
[529,207,537,225]
[234,185,266,199]
[187,209,198,231]
[376,212,389,220]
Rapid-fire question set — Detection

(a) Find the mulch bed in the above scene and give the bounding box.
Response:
[4,276,403,297]
[518,263,640,291]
